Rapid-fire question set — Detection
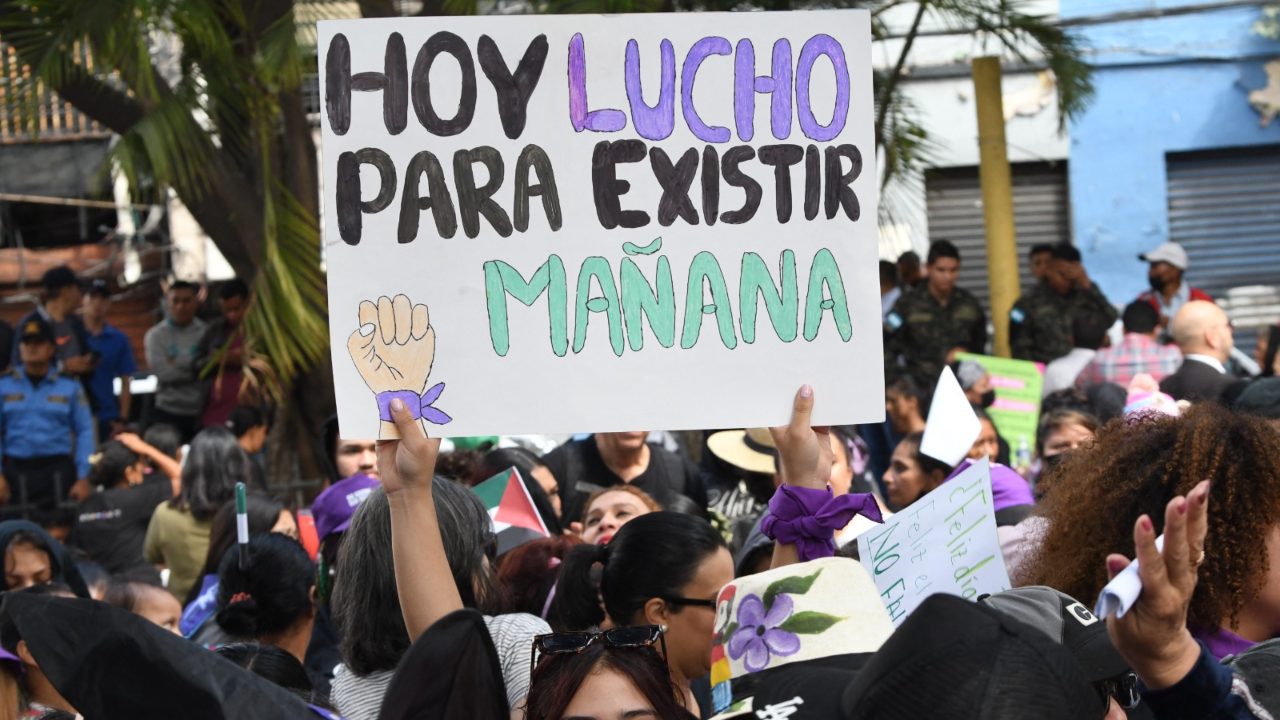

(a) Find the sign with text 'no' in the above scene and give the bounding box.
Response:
[319,12,882,438]
[856,459,1011,625]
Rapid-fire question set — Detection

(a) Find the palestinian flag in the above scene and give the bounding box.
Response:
[472,467,550,556]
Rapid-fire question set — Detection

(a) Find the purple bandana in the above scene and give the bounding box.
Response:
[376,383,452,425]
[761,485,884,561]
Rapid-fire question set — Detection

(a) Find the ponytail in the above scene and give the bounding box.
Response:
[550,542,611,629]
[551,512,725,630]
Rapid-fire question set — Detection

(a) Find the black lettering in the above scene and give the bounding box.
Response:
[701,145,720,227]
[326,33,408,135]
[804,144,821,221]
[591,140,650,230]
[721,146,761,225]
[398,151,457,243]
[514,144,562,232]
[454,146,513,238]
[478,34,549,140]
[649,147,699,226]
[758,144,804,223]
[824,144,861,221]
[412,32,478,136]
[336,148,396,245]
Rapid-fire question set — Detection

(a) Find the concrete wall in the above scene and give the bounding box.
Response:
[874,0,1069,259]
[1063,0,1280,302]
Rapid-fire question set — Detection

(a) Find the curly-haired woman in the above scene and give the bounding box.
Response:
[1025,403,1280,659]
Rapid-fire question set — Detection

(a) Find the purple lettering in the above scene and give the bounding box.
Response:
[568,33,626,133]
[625,39,677,141]
[733,39,792,142]
[796,34,849,142]
[680,36,732,143]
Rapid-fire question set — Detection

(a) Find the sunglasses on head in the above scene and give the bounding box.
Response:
[530,625,666,677]
[1094,671,1140,712]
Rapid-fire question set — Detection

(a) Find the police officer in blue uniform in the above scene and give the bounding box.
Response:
[0,316,94,519]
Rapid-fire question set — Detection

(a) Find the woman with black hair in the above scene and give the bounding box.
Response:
[332,402,551,720]
[216,643,328,708]
[881,432,954,510]
[216,534,317,673]
[550,513,731,716]
[73,438,179,582]
[179,493,292,641]
[143,427,253,599]
[0,521,88,598]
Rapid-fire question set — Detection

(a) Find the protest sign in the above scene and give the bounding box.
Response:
[856,458,1011,625]
[318,12,882,438]
[920,366,981,467]
[956,353,1044,451]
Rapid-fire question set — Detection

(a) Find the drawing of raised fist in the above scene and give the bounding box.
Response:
[347,295,451,439]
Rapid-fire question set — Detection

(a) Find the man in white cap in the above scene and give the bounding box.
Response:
[1136,241,1212,333]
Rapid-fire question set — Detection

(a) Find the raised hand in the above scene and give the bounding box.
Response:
[768,385,833,490]
[346,295,450,439]
[1105,480,1210,690]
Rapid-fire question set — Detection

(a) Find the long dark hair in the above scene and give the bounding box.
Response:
[333,481,501,675]
[171,427,252,521]
[216,643,324,707]
[524,641,689,720]
[899,432,954,479]
[216,533,314,640]
[552,512,725,630]
[497,535,582,624]
[88,441,140,489]
[184,493,285,607]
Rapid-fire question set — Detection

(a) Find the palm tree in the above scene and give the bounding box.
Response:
[0,0,331,486]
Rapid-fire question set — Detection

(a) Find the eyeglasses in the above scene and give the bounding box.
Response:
[1094,671,1140,712]
[659,596,717,609]
[530,625,667,678]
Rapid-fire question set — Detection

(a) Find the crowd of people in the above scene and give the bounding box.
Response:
[0,244,1279,719]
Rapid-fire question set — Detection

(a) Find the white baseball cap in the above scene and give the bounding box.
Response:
[1140,242,1189,271]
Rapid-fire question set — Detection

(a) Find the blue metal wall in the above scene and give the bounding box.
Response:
[1063,0,1280,304]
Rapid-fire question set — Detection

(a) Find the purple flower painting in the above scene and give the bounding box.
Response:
[726,593,801,673]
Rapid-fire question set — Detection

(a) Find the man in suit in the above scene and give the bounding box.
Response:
[1159,300,1235,403]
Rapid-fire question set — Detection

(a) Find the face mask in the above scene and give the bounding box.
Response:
[981,390,996,409]
[1148,274,1165,293]
[1042,452,1069,474]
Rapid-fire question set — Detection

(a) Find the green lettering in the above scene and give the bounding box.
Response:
[483,257,568,357]
[573,257,625,357]
[620,256,676,351]
[803,248,852,342]
[739,250,798,344]
[680,252,738,350]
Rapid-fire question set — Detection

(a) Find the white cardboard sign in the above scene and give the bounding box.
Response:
[856,458,1011,625]
[318,12,883,437]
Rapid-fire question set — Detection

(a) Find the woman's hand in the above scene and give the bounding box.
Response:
[377,397,441,497]
[1105,480,1210,690]
[768,385,832,490]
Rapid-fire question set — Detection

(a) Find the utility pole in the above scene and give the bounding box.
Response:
[972,57,1019,358]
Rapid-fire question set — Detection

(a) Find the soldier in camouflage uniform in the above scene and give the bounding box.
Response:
[1010,243,1118,364]
[885,240,987,387]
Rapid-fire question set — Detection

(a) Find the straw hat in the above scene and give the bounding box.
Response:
[707,428,778,475]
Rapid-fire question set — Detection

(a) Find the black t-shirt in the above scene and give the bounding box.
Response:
[73,479,172,580]
[542,437,709,524]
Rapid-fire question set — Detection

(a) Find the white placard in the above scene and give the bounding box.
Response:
[920,366,982,467]
[318,12,882,437]
[856,458,1011,626]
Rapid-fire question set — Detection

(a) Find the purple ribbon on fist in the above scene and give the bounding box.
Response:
[376,383,452,425]
[761,485,883,561]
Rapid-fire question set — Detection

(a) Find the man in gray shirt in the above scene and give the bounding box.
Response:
[144,281,207,441]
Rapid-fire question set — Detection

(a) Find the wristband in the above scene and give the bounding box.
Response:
[376,382,452,425]
[761,485,883,561]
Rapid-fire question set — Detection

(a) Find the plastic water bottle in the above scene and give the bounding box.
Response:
[1015,436,1032,476]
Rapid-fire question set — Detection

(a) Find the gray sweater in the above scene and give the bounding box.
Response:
[144,317,208,416]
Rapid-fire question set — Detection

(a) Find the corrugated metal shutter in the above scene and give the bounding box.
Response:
[924,161,1070,315]
[1167,146,1280,352]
